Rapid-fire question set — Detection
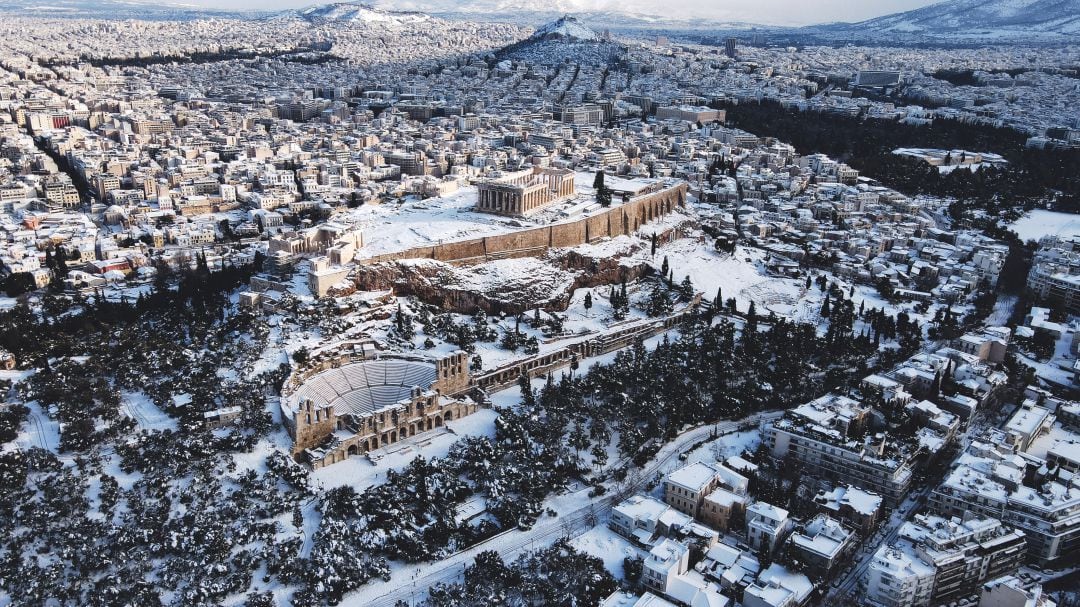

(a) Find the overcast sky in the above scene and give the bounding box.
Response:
[179,0,946,26]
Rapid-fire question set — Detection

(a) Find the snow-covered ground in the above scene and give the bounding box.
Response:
[1008,210,1080,242]
[657,241,805,316]
[987,294,1018,326]
[1016,321,1078,388]
[892,148,1007,174]
[121,390,177,431]
[680,430,761,467]
[12,399,59,454]
[570,525,643,580]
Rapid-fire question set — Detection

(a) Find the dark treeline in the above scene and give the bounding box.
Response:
[931,67,1032,86]
[39,44,337,69]
[716,99,1080,215]
[932,69,985,87]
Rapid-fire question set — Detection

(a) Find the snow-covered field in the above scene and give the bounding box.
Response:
[658,240,805,316]
[344,188,517,260]
[1008,210,1080,242]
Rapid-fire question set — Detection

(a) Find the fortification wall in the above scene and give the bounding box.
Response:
[551,220,587,247]
[434,239,485,262]
[354,182,688,267]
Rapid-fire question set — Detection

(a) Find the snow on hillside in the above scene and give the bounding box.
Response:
[530,15,600,41]
[298,2,430,24]
[825,0,1080,37]
[372,0,631,17]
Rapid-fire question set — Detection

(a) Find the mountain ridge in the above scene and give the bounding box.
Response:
[296,2,432,24]
[809,0,1080,38]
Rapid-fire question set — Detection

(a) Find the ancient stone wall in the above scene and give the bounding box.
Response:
[354,182,688,268]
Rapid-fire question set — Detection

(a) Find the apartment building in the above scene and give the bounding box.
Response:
[865,514,1026,607]
[746,501,793,558]
[764,394,919,506]
[662,461,749,522]
[813,484,884,536]
[784,514,855,578]
[1026,236,1080,314]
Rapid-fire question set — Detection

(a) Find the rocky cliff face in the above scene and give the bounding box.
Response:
[351,242,656,315]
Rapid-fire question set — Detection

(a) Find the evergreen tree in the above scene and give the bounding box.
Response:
[569,420,588,460]
[518,373,536,410]
[646,283,673,317]
[590,441,608,471]
[593,171,612,207]
[679,275,694,301]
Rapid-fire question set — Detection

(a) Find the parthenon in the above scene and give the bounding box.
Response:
[475,167,575,217]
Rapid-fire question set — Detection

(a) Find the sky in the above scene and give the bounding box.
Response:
[176,0,947,26]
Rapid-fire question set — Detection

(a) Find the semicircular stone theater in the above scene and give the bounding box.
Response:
[281,348,476,469]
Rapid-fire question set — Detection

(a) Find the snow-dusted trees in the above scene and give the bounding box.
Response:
[423,540,616,606]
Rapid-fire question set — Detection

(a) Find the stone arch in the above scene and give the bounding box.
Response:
[444,410,453,422]
[427,418,433,431]
[434,416,443,428]
[390,430,397,443]
[347,444,358,457]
